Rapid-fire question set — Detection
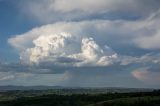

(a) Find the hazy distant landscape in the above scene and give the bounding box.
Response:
[0,86,159,106]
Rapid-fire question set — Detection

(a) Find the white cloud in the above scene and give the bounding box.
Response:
[72,37,118,67]
[18,32,117,67]
[26,32,74,64]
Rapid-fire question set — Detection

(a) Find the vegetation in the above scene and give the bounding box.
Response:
[88,96,160,106]
[0,89,159,106]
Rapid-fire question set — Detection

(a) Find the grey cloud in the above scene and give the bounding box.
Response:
[55,57,82,63]
[1,53,160,87]
[0,62,52,74]
[8,14,160,76]
[20,0,160,23]
[8,14,160,57]
[2,52,160,75]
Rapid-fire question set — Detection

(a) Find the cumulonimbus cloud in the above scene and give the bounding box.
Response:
[3,0,160,87]
[9,8,160,54]
[8,9,160,70]
[7,7,160,82]
[12,32,118,67]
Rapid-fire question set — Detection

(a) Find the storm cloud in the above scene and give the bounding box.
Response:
[1,0,160,87]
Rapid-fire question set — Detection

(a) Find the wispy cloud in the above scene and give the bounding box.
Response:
[20,0,160,23]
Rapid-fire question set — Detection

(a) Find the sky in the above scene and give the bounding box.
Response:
[0,0,160,88]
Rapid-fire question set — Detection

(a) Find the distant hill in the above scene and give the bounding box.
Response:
[0,85,153,93]
[0,90,159,106]
[0,85,64,91]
